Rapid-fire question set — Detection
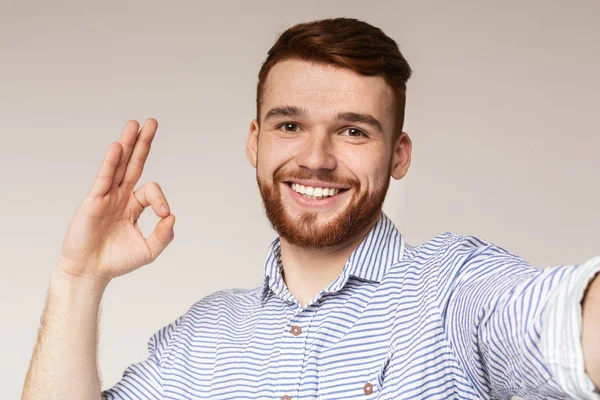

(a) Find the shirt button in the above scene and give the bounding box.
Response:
[364,382,373,395]
[290,325,302,336]
[280,396,291,400]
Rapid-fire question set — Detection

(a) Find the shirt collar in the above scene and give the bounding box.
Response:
[261,212,404,303]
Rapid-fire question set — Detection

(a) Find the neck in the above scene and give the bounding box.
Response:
[279,211,381,307]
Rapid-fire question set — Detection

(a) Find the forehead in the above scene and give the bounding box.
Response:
[261,59,394,129]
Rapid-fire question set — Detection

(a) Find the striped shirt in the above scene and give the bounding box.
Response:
[102,212,600,399]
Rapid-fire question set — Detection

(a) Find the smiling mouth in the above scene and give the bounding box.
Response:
[285,182,349,200]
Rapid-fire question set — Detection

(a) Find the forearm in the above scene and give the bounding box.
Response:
[582,272,600,390]
[22,266,109,400]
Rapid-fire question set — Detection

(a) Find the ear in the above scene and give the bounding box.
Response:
[246,119,260,168]
[390,131,412,180]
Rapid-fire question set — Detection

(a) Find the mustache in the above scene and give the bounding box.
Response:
[273,168,359,187]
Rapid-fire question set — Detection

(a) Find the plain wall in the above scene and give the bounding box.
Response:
[1,0,599,398]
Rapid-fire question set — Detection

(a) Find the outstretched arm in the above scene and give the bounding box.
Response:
[438,235,600,399]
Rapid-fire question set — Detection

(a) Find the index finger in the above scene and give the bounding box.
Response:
[120,118,158,190]
[111,120,140,190]
[89,142,123,197]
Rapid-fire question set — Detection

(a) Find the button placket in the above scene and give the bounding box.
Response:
[276,307,309,399]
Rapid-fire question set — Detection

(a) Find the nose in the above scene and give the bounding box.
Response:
[295,131,337,171]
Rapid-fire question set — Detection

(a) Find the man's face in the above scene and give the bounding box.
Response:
[246,59,410,248]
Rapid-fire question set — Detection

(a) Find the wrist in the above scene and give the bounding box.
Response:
[51,264,110,302]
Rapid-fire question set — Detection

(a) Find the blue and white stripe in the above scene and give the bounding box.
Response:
[102,212,600,399]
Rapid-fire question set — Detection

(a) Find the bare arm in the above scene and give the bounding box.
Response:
[22,268,109,399]
[582,272,600,390]
[22,119,175,399]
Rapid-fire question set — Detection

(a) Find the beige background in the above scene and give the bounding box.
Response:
[1,0,599,398]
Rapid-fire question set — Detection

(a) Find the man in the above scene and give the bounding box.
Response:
[23,17,600,399]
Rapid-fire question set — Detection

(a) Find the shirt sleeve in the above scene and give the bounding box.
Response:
[101,315,183,400]
[540,256,600,399]
[438,234,600,399]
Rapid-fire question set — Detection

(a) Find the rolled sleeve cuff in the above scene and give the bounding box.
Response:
[541,256,600,399]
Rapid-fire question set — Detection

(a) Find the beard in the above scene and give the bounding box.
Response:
[257,165,391,249]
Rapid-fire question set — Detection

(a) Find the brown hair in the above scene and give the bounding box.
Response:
[256,18,412,136]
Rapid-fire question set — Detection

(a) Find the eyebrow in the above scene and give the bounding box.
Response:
[336,112,383,134]
[264,106,384,133]
[264,105,308,121]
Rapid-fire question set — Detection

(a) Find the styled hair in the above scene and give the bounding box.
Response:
[256,18,412,136]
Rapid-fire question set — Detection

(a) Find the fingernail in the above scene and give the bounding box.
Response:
[161,205,169,213]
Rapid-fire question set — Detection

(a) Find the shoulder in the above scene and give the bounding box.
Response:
[182,284,265,325]
[387,232,532,288]
[397,231,476,267]
[382,232,461,284]
[401,231,523,266]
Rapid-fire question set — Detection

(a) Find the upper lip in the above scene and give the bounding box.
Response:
[284,179,351,190]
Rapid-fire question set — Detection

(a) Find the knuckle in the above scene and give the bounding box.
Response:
[139,136,153,145]
[95,175,113,184]
[148,181,164,194]
[148,180,160,190]
[146,181,167,203]
[104,157,119,168]
[129,156,145,168]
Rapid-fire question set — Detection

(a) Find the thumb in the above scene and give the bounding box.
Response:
[146,214,176,261]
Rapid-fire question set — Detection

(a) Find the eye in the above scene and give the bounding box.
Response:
[340,127,367,138]
[277,122,300,133]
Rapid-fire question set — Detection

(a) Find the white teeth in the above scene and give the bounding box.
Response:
[290,184,342,198]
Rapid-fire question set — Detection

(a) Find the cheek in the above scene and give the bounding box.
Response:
[257,139,295,180]
[373,157,393,187]
[258,136,301,170]
[338,145,390,189]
